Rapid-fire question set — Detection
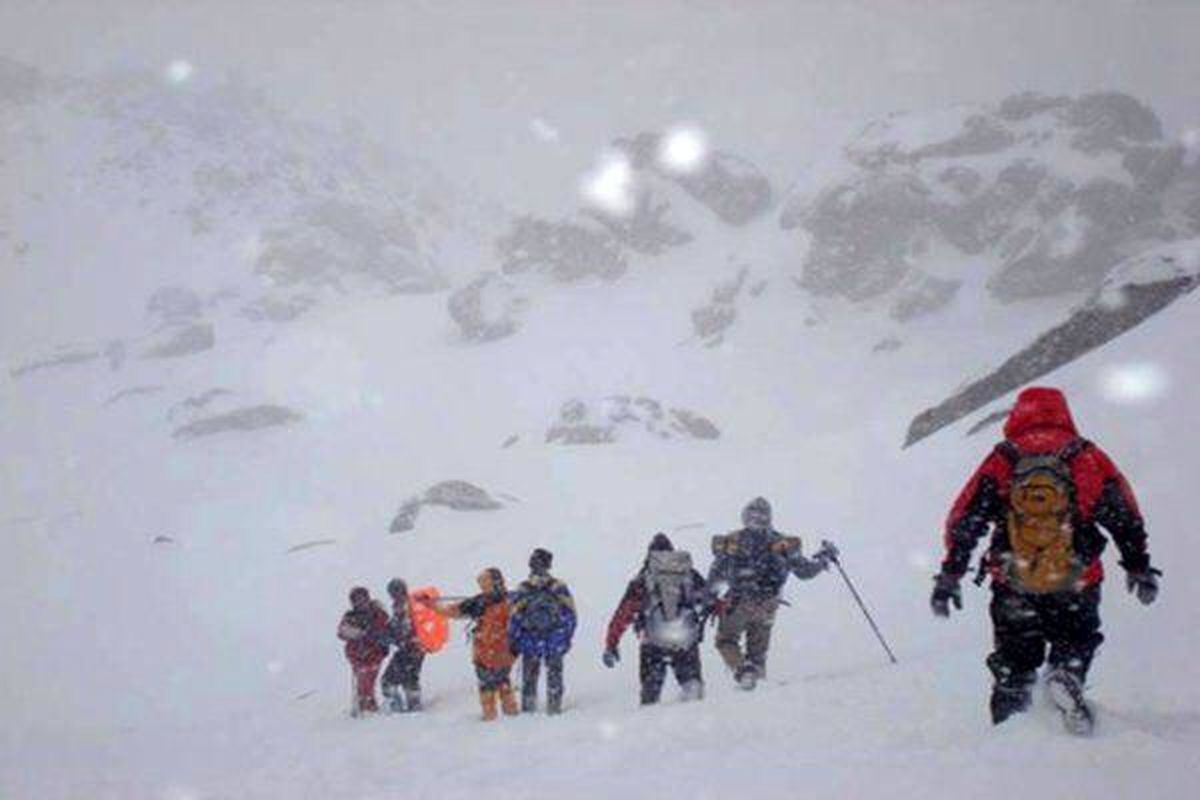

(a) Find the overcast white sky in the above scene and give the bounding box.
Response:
[3,0,1198,208]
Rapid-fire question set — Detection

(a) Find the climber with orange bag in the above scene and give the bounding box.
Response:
[380,578,449,712]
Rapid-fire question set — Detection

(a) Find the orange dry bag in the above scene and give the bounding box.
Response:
[409,586,450,654]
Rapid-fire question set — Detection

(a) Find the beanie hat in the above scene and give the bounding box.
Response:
[529,547,553,572]
[741,496,772,530]
[648,532,674,552]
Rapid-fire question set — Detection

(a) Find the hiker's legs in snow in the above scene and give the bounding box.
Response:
[476,664,517,720]
[673,644,704,701]
[715,601,751,673]
[639,644,668,705]
[745,601,778,678]
[987,586,1045,722]
[521,655,541,712]
[545,653,564,713]
[1044,585,1104,683]
[352,663,382,713]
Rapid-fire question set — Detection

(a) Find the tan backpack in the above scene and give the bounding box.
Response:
[997,439,1089,593]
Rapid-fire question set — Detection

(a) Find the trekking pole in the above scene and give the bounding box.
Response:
[824,543,898,665]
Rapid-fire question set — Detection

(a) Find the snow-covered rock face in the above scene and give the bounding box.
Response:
[783,92,1200,318]
[446,272,529,342]
[546,396,720,444]
[388,481,505,533]
[1,58,467,334]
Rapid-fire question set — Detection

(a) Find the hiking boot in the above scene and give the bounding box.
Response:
[989,683,1031,724]
[402,690,421,713]
[681,680,704,702]
[480,690,499,721]
[1045,669,1094,736]
[547,692,563,715]
[499,685,520,716]
[521,693,537,713]
[736,664,759,691]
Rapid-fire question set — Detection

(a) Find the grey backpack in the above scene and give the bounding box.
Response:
[642,550,701,651]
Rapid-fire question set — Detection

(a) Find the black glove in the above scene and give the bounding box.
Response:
[602,648,619,668]
[814,540,840,569]
[931,573,962,618]
[1126,567,1161,606]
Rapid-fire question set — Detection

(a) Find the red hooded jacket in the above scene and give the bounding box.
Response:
[942,387,1150,588]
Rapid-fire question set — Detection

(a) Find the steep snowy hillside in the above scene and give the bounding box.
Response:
[0,56,487,359]
[2,231,1197,798]
[3,58,1198,798]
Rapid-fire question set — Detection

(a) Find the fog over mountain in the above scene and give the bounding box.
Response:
[2,4,1199,800]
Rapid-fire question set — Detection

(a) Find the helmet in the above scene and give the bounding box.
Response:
[741,497,772,531]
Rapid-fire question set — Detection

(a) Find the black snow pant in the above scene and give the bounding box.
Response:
[640,643,703,705]
[987,583,1104,690]
[380,646,425,709]
[520,653,564,712]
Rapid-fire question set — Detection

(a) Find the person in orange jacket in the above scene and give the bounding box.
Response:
[436,568,519,720]
[337,586,390,715]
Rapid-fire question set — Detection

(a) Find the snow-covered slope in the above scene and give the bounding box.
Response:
[3,64,1199,798]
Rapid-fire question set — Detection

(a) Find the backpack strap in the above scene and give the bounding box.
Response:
[993,440,1020,464]
[1057,437,1091,463]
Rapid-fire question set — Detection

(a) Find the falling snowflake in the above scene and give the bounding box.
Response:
[164,60,194,85]
[1098,362,1170,404]
[657,125,709,174]
[581,152,635,216]
[530,118,560,143]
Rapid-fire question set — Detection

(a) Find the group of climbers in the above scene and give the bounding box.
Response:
[603,508,838,703]
[339,387,1160,735]
[338,548,577,721]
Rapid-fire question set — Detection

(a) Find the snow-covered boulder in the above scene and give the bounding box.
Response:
[447,272,529,342]
[495,216,627,282]
[388,480,504,533]
[546,396,721,444]
[142,322,214,359]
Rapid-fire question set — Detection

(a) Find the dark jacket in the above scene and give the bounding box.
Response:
[337,601,390,667]
[606,566,709,652]
[942,387,1150,587]
[708,528,825,600]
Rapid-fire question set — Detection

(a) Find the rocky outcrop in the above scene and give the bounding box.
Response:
[173,404,303,439]
[447,272,528,342]
[142,323,214,359]
[905,243,1199,446]
[388,480,504,533]
[546,396,721,444]
[784,92,1200,319]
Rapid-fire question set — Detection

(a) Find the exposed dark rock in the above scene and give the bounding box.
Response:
[447,272,527,342]
[142,323,215,359]
[905,274,1197,447]
[966,408,1011,437]
[496,216,627,282]
[173,404,303,439]
[104,385,164,406]
[10,348,101,379]
[547,396,720,444]
[146,286,203,326]
[388,481,504,533]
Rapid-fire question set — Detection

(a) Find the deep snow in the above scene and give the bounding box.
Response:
[2,241,1197,797]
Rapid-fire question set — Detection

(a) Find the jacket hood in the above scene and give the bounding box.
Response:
[1004,387,1078,440]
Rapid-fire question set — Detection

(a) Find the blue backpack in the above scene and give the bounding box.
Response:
[508,579,576,658]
